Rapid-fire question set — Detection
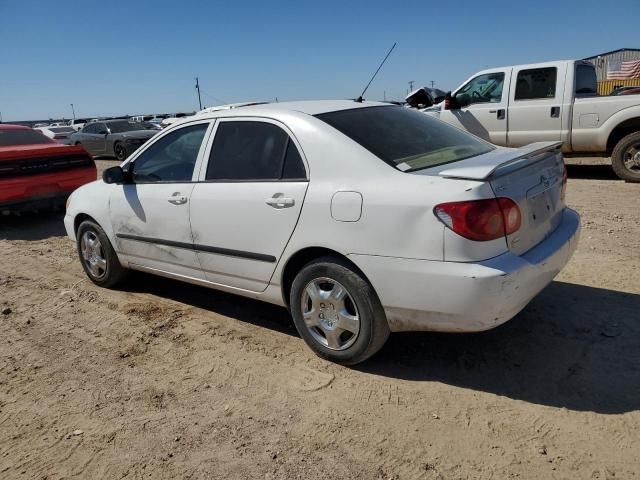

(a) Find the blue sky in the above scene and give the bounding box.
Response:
[1,0,638,120]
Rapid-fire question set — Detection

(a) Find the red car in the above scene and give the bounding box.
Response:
[0,124,96,213]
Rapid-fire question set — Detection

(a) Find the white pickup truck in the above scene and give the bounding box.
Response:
[423,60,640,181]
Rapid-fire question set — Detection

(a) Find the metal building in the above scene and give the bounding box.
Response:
[582,48,640,95]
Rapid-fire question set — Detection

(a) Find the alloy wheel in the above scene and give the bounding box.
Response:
[80,230,107,279]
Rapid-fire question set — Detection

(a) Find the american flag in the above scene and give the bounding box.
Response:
[607,59,640,80]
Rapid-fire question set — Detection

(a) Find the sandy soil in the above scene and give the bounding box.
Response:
[1,160,639,479]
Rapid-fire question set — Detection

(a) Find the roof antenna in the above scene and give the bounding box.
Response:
[355,42,397,103]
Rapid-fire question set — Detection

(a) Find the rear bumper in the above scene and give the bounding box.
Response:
[349,208,581,332]
[0,166,96,212]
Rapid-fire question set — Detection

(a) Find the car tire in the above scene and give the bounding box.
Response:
[114,142,128,162]
[76,220,128,288]
[611,131,640,182]
[289,256,390,365]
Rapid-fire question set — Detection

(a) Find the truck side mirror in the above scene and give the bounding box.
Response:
[444,92,453,110]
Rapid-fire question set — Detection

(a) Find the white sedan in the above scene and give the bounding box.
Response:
[64,100,580,364]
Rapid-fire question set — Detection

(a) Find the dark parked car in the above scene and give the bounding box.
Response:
[70,120,159,160]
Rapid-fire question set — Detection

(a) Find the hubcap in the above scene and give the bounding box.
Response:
[301,277,360,351]
[80,231,107,279]
[623,142,640,172]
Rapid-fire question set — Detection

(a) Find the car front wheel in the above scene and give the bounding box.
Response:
[76,220,128,288]
[290,256,389,365]
[113,142,128,161]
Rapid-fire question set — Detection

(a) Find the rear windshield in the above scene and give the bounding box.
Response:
[0,129,54,146]
[107,121,156,133]
[315,106,494,172]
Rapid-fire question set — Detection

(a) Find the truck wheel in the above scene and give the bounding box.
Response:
[289,256,390,365]
[611,131,640,182]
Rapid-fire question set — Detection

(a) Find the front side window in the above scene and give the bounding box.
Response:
[455,72,505,106]
[206,121,306,181]
[95,123,108,134]
[132,123,208,182]
[316,106,494,172]
[515,67,557,100]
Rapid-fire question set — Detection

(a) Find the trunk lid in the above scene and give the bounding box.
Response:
[437,142,566,255]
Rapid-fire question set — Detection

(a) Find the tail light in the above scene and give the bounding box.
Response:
[434,198,521,241]
[560,163,568,201]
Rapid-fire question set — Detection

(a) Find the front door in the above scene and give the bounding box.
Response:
[189,119,309,292]
[109,121,212,278]
[439,70,510,145]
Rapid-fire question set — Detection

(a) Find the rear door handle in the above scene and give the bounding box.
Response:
[550,106,560,118]
[167,192,188,205]
[489,109,506,119]
[266,193,295,209]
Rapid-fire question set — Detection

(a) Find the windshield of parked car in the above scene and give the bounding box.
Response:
[107,121,156,133]
[315,106,494,172]
[0,129,54,146]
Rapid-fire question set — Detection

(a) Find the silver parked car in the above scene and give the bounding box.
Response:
[70,120,159,160]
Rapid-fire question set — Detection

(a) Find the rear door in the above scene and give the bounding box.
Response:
[439,69,511,145]
[506,64,567,147]
[189,118,309,292]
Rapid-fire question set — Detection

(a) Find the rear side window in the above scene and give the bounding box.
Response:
[0,129,54,146]
[206,121,306,181]
[575,64,597,96]
[133,123,208,182]
[515,67,557,100]
[315,106,493,172]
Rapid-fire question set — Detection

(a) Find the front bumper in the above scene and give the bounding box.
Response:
[349,208,581,332]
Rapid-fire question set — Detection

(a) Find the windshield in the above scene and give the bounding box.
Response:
[107,121,156,133]
[316,106,494,171]
[0,129,54,146]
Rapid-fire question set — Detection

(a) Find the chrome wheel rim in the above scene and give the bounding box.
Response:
[301,277,360,351]
[623,142,640,172]
[80,231,107,279]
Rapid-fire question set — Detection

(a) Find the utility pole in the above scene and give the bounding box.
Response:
[408,80,415,93]
[429,80,435,88]
[70,103,76,121]
[383,90,386,101]
[195,77,203,110]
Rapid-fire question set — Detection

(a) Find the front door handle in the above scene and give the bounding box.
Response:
[266,193,295,209]
[167,192,188,205]
[488,109,506,119]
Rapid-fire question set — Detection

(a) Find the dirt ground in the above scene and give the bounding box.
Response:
[1,159,639,480]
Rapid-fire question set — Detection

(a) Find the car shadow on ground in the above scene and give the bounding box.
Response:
[0,211,67,240]
[125,274,639,414]
[359,281,640,414]
[121,272,298,338]
[566,163,619,180]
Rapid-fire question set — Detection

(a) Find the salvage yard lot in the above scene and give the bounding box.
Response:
[1,160,639,479]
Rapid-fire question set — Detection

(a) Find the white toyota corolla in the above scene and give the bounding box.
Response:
[64,100,580,364]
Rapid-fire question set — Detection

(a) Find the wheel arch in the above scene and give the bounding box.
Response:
[74,213,100,235]
[280,246,374,308]
[606,117,640,153]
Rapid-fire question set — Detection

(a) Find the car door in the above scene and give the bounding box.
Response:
[92,122,110,154]
[79,123,99,154]
[108,120,213,279]
[439,70,511,145]
[506,65,566,147]
[189,118,309,292]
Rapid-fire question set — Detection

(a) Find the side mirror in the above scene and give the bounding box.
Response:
[97,130,108,135]
[103,166,126,184]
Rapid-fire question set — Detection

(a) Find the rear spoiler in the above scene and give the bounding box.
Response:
[438,141,563,180]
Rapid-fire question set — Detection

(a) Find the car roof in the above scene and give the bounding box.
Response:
[193,100,392,119]
[0,124,32,131]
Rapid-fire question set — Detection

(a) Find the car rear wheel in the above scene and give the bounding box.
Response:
[114,142,128,161]
[76,220,128,288]
[611,131,640,182]
[290,256,389,365]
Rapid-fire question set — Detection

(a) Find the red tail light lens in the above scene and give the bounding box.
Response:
[434,198,521,241]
